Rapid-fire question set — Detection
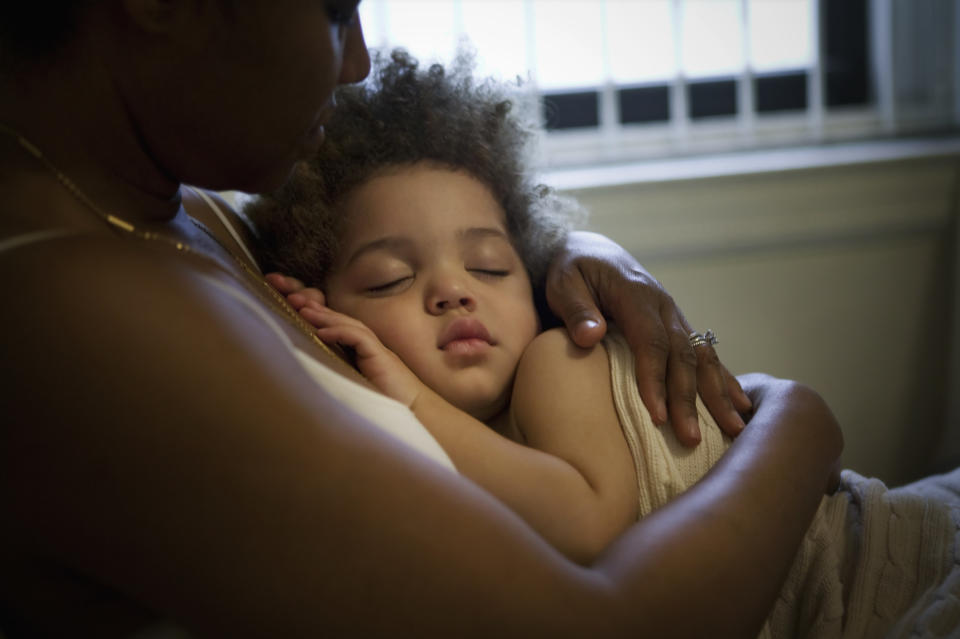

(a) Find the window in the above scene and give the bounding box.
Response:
[358,0,958,169]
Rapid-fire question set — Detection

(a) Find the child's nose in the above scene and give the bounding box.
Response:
[427,278,477,314]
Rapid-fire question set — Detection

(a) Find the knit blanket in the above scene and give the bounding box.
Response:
[604,331,960,638]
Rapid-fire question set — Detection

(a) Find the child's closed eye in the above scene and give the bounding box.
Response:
[468,268,510,279]
[366,275,414,294]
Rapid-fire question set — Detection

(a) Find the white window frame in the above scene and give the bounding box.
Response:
[358,0,960,170]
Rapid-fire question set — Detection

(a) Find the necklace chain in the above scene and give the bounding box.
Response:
[0,122,359,377]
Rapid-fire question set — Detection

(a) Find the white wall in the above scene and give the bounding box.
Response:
[562,149,959,486]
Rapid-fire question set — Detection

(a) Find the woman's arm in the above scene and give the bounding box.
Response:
[2,237,840,638]
[597,373,843,636]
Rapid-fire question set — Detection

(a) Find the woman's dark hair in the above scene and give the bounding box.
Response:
[244,48,584,290]
[0,3,91,67]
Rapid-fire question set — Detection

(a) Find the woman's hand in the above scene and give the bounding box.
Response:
[545,231,752,446]
[298,304,427,408]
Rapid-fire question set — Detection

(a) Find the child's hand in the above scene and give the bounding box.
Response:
[299,306,427,408]
[265,272,328,313]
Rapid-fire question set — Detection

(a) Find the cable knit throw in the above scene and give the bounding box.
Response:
[604,330,960,638]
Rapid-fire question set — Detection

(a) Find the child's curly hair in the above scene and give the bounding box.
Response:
[243,48,584,290]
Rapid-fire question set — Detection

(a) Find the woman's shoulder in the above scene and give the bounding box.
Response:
[0,229,292,396]
[0,230,229,317]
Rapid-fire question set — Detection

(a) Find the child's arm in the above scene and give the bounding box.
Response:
[307,307,638,564]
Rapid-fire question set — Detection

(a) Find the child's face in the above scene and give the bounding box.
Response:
[325,163,540,421]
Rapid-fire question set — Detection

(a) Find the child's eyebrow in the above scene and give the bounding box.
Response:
[344,236,414,266]
[458,227,511,243]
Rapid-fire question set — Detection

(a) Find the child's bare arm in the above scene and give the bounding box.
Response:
[508,328,640,557]
[304,308,638,563]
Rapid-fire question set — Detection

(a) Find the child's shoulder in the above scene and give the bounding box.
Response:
[513,327,612,406]
[518,327,609,372]
[510,329,624,466]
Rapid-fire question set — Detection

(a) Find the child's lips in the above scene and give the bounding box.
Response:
[442,337,492,357]
[438,318,495,351]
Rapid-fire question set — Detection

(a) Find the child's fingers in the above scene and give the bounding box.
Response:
[315,323,383,359]
[299,305,359,330]
[298,308,391,365]
[264,273,327,311]
[289,288,327,311]
[264,272,305,296]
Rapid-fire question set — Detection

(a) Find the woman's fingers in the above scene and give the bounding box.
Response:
[546,232,678,429]
[692,344,748,437]
[543,245,608,348]
[614,297,677,428]
[544,231,751,447]
[659,316,703,444]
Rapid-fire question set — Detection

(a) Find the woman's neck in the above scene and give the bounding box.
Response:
[0,50,182,229]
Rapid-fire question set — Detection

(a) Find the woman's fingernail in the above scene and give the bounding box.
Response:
[580,318,600,331]
[655,403,668,424]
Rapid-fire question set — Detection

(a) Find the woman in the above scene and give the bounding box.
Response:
[0,2,841,637]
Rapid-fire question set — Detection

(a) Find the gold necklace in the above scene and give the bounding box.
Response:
[0,122,361,378]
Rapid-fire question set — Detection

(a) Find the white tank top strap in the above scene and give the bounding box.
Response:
[187,186,261,270]
[0,228,79,255]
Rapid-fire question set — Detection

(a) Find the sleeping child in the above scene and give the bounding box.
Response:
[243,49,960,638]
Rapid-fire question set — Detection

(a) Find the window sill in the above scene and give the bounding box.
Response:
[541,134,960,192]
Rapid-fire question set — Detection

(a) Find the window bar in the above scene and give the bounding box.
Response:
[523,0,542,131]
[808,0,824,142]
[737,0,756,144]
[870,0,896,133]
[670,0,690,150]
[599,0,619,153]
[956,0,960,127]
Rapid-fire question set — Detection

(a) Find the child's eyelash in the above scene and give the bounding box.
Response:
[470,269,509,277]
[367,276,411,293]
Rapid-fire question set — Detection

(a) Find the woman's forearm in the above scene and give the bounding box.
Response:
[596,374,843,637]
[389,374,841,638]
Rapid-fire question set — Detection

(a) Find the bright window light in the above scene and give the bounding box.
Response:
[461,1,529,81]
[368,0,458,65]
[357,1,385,50]
[607,0,676,84]
[749,0,812,72]
[532,0,605,90]
[358,0,812,84]
[681,0,744,78]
